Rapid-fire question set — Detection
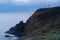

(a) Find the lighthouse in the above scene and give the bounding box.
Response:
[48,0,52,8]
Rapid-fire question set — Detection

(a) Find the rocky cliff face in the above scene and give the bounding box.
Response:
[5,7,60,37]
[25,7,60,34]
[5,21,27,37]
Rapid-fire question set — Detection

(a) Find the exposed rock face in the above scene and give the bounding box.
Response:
[5,21,27,37]
[25,7,60,34]
[5,7,60,37]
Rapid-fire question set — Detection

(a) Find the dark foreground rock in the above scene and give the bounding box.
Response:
[5,21,27,37]
[5,7,60,37]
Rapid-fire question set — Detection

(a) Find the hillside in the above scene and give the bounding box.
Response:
[25,7,60,34]
[20,24,60,40]
[5,7,60,40]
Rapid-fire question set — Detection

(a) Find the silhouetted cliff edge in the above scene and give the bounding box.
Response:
[5,7,60,38]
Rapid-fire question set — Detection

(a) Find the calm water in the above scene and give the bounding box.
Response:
[0,12,33,40]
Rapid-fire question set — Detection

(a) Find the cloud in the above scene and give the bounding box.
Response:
[0,0,59,4]
[8,0,59,5]
[40,0,59,3]
[30,0,59,4]
[0,0,5,4]
[12,0,31,3]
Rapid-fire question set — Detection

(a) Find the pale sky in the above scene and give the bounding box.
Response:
[0,0,59,3]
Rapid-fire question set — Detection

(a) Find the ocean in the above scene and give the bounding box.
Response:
[0,12,33,40]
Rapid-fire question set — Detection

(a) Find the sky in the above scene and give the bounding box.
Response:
[0,0,60,12]
[0,0,60,34]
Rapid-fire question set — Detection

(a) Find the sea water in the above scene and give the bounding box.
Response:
[0,12,33,40]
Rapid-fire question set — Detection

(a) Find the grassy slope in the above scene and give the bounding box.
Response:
[19,25,60,40]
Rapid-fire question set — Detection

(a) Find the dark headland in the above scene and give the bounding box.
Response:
[5,6,60,40]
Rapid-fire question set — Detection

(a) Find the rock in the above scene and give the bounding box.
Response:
[5,21,27,37]
[5,35,12,37]
[25,7,60,34]
[5,7,60,37]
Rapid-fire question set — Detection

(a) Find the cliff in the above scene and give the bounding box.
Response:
[5,7,60,38]
[25,7,60,34]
